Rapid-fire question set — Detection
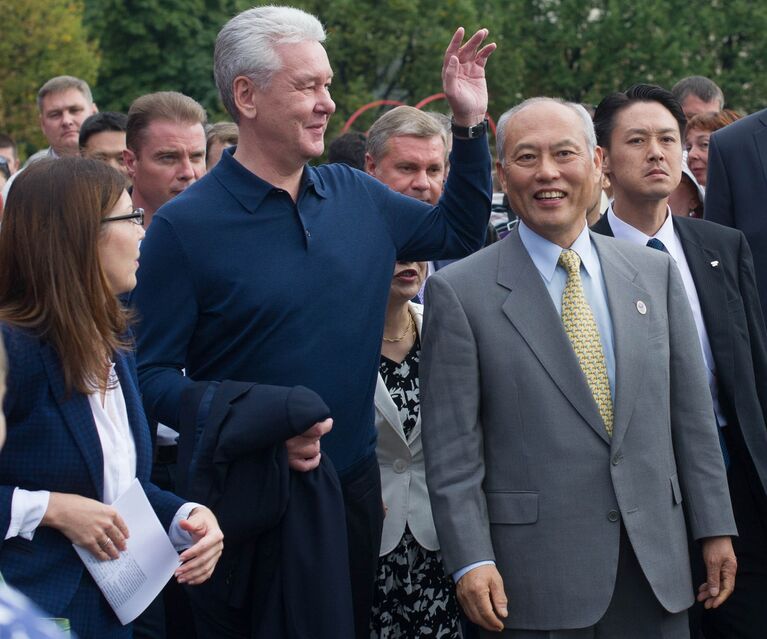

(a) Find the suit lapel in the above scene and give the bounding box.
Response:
[374,304,424,447]
[40,342,104,500]
[498,231,610,444]
[374,375,408,446]
[673,219,734,399]
[591,233,651,450]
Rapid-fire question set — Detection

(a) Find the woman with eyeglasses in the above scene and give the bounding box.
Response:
[0,157,223,638]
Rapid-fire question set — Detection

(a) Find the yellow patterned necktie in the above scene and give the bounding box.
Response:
[558,249,614,437]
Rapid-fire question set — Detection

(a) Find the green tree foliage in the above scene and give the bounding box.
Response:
[84,0,250,119]
[504,0,767,114]
[6,0,764,156]
[0,0,99,156]
[303,0,492,138]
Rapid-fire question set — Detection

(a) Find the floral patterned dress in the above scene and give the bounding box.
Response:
[370,336,461,639]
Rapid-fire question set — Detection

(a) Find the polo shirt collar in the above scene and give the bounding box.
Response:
[211,146,327,213]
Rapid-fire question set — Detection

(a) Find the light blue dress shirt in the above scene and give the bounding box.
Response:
[454,220,617,583]
[518,220,616,397]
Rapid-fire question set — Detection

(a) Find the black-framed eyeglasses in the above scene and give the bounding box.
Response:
[101,207,144,226]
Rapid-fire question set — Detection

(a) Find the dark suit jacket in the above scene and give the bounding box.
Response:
[592,214,767,502]
[0,324,184,634]
[176,381,354,638]
[705,107,767,318]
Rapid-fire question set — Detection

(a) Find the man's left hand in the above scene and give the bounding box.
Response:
[442,27,496,127]
[175,506,224,585]
[697,536,737,609]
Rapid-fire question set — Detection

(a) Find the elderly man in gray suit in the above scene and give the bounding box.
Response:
[420,97,738,638]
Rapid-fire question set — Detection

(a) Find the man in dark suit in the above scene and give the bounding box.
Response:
[592,84,767,639]
[705,107,767,321]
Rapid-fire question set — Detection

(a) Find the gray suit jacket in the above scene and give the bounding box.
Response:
[420,228,736,630]
[375,303,440,555]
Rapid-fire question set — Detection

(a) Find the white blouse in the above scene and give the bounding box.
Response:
[6,366,196,548]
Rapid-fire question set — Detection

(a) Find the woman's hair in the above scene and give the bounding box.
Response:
[0,157,130,394]
[686,109,742,135]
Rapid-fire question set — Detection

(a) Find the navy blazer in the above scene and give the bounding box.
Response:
[0,324,184,631]
[706,107,767,319]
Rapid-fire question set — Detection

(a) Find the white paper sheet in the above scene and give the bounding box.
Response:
[73,479,180,625]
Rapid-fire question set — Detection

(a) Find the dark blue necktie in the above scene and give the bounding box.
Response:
[646,237,668,253]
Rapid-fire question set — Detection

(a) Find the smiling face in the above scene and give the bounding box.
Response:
[124,119,206,216]
[39,88,97,156]
[685,127,710,186]
[496,101,602,248]
[602,101,683,207]
[98,190,146,294]
[248,40,335,170]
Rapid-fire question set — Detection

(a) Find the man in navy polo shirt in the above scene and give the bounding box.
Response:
[132,6,495,637]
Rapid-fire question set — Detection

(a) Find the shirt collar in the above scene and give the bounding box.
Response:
[607,203,680,263]
[211,146,327,213]
[518,220,597,283]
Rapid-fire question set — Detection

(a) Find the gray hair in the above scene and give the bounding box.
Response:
[496,97,597,164]
[214,5,326,122]
[37,76,93,112]
[671,76,724,110]
[366,106,448,162]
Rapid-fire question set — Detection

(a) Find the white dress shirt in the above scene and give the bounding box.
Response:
[607,205,726,427]
[6,364,197,549]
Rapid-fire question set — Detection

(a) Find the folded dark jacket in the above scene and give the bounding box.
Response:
[176,380,354,638]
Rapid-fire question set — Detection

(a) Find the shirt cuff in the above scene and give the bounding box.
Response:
[453,560,496,583]
[7,489,50,541]
[168,502,203,551]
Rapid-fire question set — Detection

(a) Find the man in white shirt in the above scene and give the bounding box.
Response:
[592,83,767,639]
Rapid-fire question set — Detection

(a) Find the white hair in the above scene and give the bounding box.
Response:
[495,97,597,164]
[214,5,326,121]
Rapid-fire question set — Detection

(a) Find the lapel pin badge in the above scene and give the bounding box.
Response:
[636,300,647,315]
[710,260,719,267]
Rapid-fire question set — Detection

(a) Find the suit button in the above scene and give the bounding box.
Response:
[612,454,622,466]
[393,459,408,473]
[608,510,620,522]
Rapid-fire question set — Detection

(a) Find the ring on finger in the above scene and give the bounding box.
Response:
[99,538,112,548]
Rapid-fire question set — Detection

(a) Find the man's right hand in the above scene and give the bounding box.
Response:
[456,564,508,632]
[285,418,333,472]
